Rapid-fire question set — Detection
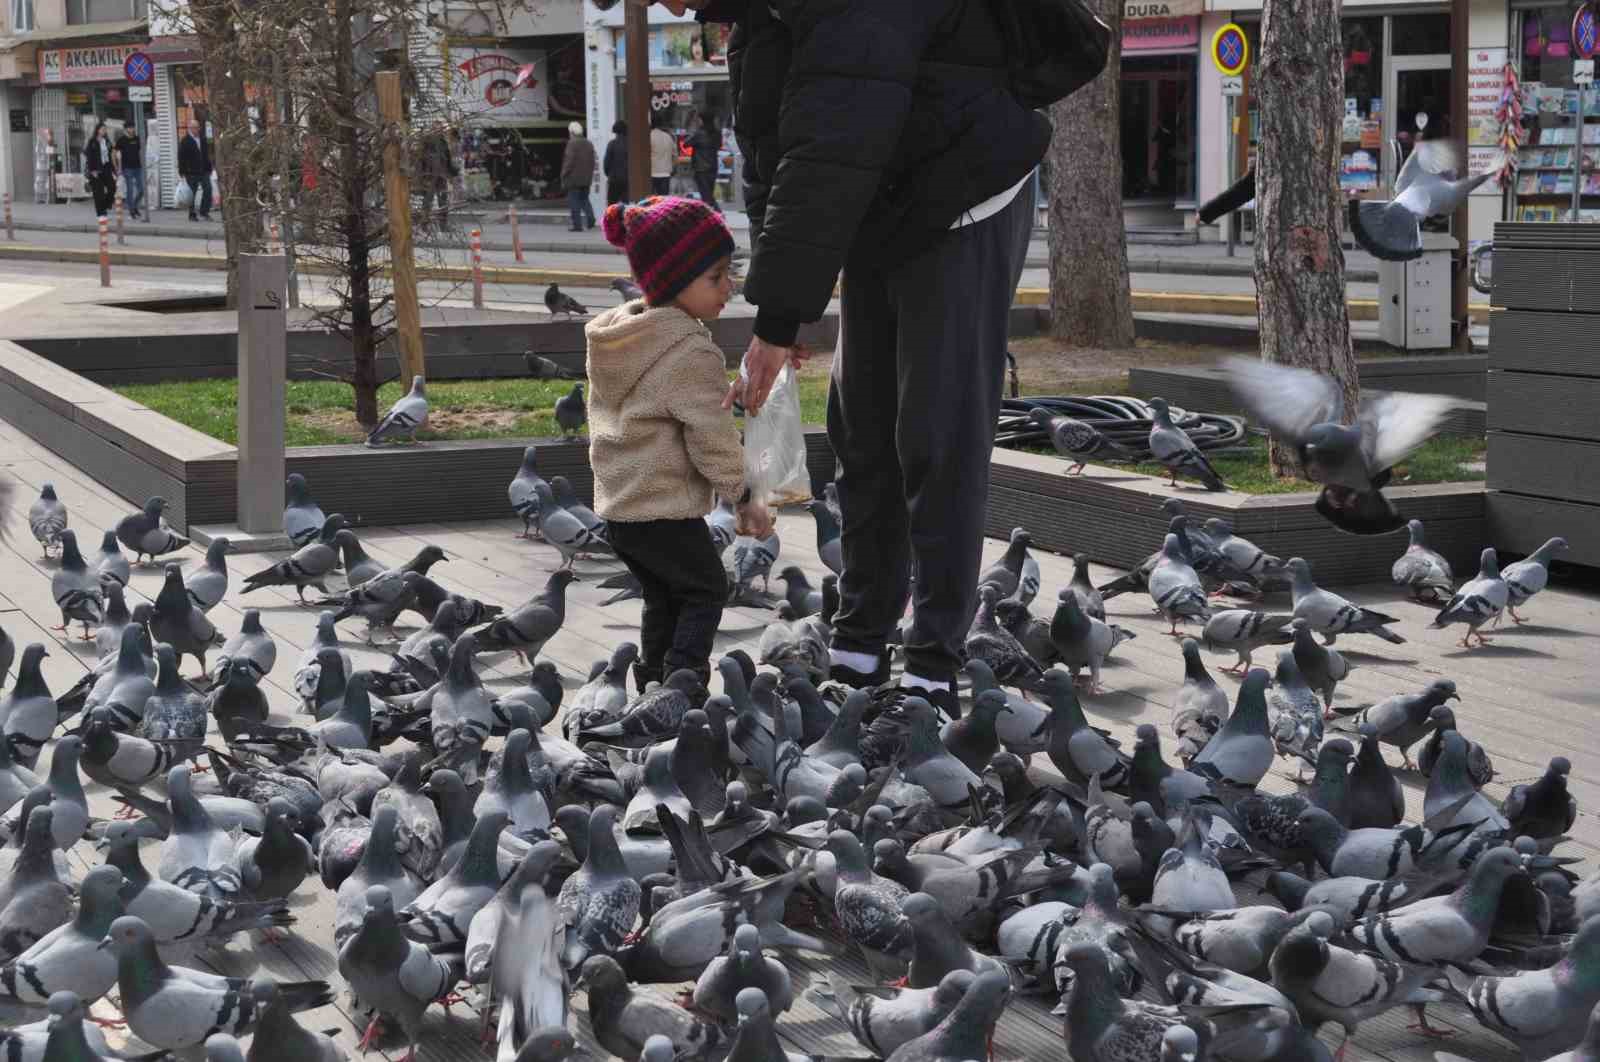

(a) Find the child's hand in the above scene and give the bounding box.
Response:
[736,499,774,539]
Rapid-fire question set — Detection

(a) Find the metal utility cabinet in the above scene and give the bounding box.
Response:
[1377,232,1456,349]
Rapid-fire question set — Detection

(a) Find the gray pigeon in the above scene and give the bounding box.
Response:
[1348,846,1525,963]
[556,804,640,971]
[1151,806,1234,913]
[9,991,121,1062]
[509,446,548,539]
[207,656,269,744]
[1030,407,1136,473]
[776,566,824,618]
[2,644,54,770]
[1502,536,1568,624]
[706,496,738,554]
[1350,138,1493,261]
[0,705,42,812]
[1290,617,1349,718]
[554,383,586,438]
[1225,357,1456,535]
[1287,558,1404,644]
[1059,943,1211,1062]
[1149,534,1212,635]
[1334,677,1455,769]
[158,765,243,899]
[324,569,424,643]
[1201,609,1293,674]
[902,891,1005,989]
[27,482,67,558]
[1422,730,1508,833]
[694,921,793,1023]
[478,842,566,1054]
[92,529,129,589]
[824,829,915,981]
[978,527,1032,600]
[477,730,551,835]
[609,277,643,303]
[294,610,354,711]
[371,752,445,880]
[283,472,326,549]
[1346,725,1406,830]
[1049,588,1127,693]
[1431,546,1510,649]
[1190,669,1274,787]
[965,584,1044,693]
[186,536,230,613]
[879,968,1011,1062]
[822,970,975,1059]
[241,514,349,603]
[335,529,386,589]
[549,476,609,546]
[137,644,207,764]
[532,483,606,569]
[545,284,587,319]
[334,807,422,949]
[1042,670,1129,790]
[1415,704,1494,785]
[36,735,89,850]
[233,797,314,903]
[804,499,843,575]
[401,810,509,948]
[1202,518,1285,585]
[1147,397,1226,491]
[1446,913,1600,1062]
[1504,756,1579,847]
[212,608,277,683]
[1172,638,1228,762]
[1392,519,1454,603]
[367,374,429,446]
[478,569,574,666]
[49,530,102,640]
[0,806,71,961]
[579,954,724,1061]
[337,885,456,1059]
[151,564,225,678]
[732,532,781,598]
[114,495,189,563]
[1062,552,1105,620]
[246,980,347,1062]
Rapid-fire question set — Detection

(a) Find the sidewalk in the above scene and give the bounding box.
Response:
[4,198,1385,282]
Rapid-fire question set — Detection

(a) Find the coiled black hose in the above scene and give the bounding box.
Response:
[995,395,1250,460]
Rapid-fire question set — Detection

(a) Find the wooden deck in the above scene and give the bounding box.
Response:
[1,411,1594,1062]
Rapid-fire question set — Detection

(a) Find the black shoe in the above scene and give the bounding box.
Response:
[919,686,962,721]
[828,657,891,689]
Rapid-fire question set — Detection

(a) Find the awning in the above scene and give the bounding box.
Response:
[0,19,148,54]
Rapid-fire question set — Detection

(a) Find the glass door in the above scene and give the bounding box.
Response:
[1385,56,1452,187]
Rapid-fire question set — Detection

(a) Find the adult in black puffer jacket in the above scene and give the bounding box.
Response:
[671,0,1049,706]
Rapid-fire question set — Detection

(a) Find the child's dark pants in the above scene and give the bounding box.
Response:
[606,517,727,688]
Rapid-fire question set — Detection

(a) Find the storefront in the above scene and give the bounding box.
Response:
[1121,1,1202,221]
[26,38,150,202]
[1507,2,1600,222]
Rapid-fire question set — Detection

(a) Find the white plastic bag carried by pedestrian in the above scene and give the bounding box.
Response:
[743,364,813,507]
[175,180,193,209]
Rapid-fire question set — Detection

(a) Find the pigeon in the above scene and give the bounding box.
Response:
[1422,730,1508,833]
[401,810,509,948]
[26,482,67,558]
[556,804,640,971]
[706,496,739,554]
[367,374,429,446]
[0,703,43,809]
[1349,846,1526,963]
[821,971,975,1059]
[509,446,548,538]
[478,570,575,666]
[211,607,277,684]
[92,529,129,589]
[554,382,586,437]
[247,980,348,1062]
[114,495,189,563]
[1335,678,1455,769]
[1172,638,1228,761]
[1287,558,1405,644]
[207,656,269,744]
[732,532,781,598]
[475,840,566,1047]
[323,569,424,643]
[283,472,326,548]
[337,885,456,1061]
[0,805,70,961]
[294,610,354,711]
[333,806,422,947]
[176,537,231,615]
[1502,536,1568,624]
[1029,407,1136,473]
[777,566,824,618]
[579,955,724,1061]
[967,582,1048,695]
[50,530,103,639]
[609,277,643,302]
[372,752,446,880]
[241,514,349,603]
[1392,519,1454,603]
[545,283,587,318]
[804,500,843,575]
[1202,518,1286,586]
[694,921,793,1023]
[36,734,89,850]
[1288,617,1349,720]
[1147,397,1226,491]
[1430,546,1509,648]
[1201,609,1293,674]
[1149,534,1212,635]
[1058,943,1212,1062]
[1064,553,1105,620]
[823,830,915,980]
[902,891,1006,988]
[1151,805,1235,914]
[1040,670,1128,790]
[2,644,55,769]
[1505,757,1579,848]
[1350,138,1493,260]
[531,483,606,569]
[1346,725,1407,830]
[1048,588,1125,693]
[549,477,608,545]
[158,765,244,899]
[879,967,1010,1062]
[1224,357,1456,535]
[1446,913,1600,1061]
[1415,705,1494,785]
[978,527,1033,601]
[233,796,314,903]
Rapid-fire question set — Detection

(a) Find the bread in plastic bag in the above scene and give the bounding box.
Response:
[743,364,813,507]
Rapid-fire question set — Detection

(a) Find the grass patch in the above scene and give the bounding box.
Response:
[113,372,836,446]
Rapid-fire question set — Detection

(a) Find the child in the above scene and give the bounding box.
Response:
[587,196,772,692]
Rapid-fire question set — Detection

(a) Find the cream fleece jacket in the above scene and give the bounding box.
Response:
[584,301,746,522]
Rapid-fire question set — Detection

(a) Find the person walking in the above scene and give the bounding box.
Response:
[560,121,598,231]
[418,128,456,228]
[649,114,676,196]
[84,122,117,217]
[660,0,1050,713]
[689,111,722,212]
[116,128,145,220]
[603,120,629,206]
[177,119,213,221]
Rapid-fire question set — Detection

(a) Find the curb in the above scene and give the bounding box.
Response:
[1015,287,1380,322]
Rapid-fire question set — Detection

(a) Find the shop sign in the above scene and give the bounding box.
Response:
[39,44,141,84]
[1125,0,1201,20]
[616,22,731,73]
[453,47,550,122]
[129,85,153,102]
[1465,48,1506,147]
[1124,16,1200,52]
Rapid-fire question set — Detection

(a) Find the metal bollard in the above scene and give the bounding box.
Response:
[98,215,111,287]
[510,204,524,263]
[116,193,126,245]
[3,192,12,242]
[470,228,484,309]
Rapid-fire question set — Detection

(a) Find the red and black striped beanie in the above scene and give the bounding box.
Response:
[602,195,735,307]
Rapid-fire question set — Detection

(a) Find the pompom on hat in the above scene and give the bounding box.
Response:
[602,196,735,306]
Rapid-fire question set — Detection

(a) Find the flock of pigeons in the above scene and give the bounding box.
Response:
[0,419,1591,1062]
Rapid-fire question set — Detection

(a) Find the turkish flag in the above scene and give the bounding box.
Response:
[513,63,537,91]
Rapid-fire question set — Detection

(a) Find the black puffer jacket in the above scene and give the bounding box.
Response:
[700,0,1051,346]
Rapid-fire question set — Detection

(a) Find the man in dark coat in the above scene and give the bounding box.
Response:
[560,121,598,231]
[664,0,1047,710]
[177,119,213,221]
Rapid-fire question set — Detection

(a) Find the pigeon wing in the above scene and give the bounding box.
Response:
[1223,357,1343,444]
[1357,391,1455,474]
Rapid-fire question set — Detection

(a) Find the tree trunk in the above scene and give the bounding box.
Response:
[1044,0,1135,348]
[335,0,379,429]
[191,0,260,308]
[1254,0,1359,475]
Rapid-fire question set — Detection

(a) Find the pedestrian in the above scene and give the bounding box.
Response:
[84,122,117,218]
[587,195,771,689]
[34,127,57,205]
[666,0,1051,714]
[116,127,145,220]
[418,127,456,227]
[649,113,676,196]
[689,111,722,213]
[603,119,629,206]
[177,118,213,221]
[560,121,597,231]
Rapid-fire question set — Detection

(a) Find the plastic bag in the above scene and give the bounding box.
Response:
[175,180,193,209]
[743,364,813,507]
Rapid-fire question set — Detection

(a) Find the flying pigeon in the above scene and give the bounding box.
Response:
[1350,138,1494,261]
[367,375,429,446]
[1198,167,1255,224]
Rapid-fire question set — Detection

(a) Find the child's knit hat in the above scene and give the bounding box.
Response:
[602,195,734,306]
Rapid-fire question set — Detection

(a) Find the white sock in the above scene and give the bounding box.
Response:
[901,673,950,694]
[830,649,880,674]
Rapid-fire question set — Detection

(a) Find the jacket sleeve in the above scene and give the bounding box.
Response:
[559,141,575,186]
[743,1,937,347]
[665,339,747,502]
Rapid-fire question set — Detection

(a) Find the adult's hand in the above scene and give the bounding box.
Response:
[723,338,810,415]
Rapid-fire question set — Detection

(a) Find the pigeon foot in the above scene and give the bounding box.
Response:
[359,1017,385,1053]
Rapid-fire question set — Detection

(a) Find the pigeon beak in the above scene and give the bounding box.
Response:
[98,935,113,950]
[1447,691,1461,701]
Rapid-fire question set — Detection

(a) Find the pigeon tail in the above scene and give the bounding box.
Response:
[1349,199,1422,262]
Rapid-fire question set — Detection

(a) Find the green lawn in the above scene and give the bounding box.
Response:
[113,372,836,446]
[1118,434,1485,494]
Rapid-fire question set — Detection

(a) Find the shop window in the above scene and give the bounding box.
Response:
[66,0,145,23]
[10,0,33,32]
[1391,14,1451,55]
[1513,7,1600,220]
[1120,54,1195,202]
